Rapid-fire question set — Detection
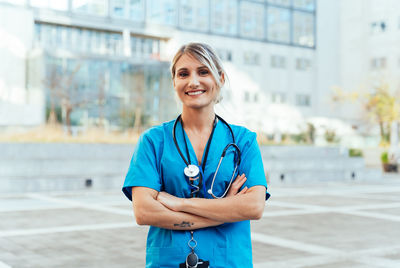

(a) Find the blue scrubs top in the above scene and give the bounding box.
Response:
[123,118,270,268]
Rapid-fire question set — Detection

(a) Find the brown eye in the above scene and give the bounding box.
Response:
[199,69,209,76]
[178,72,188,78]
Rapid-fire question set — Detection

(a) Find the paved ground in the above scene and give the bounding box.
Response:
[1,176,400,268]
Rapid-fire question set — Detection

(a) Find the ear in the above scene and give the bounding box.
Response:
[219,72,225,86]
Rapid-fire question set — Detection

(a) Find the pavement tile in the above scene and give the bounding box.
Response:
[270,195,389,207]
[1,180,400,267]
[252,212,400,252]
[252,241,313,263]
[0,208,132,231]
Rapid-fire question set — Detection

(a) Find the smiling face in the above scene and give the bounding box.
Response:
[173,53,223,111]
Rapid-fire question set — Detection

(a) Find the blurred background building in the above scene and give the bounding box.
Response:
[0,0,397,146]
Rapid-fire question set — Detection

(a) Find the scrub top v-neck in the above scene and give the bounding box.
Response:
[123,118,270,268]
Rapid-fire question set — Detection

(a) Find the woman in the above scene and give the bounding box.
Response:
[123,43,270,267]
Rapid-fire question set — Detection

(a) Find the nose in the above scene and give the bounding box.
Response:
[188,73,200,88]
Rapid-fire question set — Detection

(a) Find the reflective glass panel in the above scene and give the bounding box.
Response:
[0,0,25,5]
[210,0,238,35]
[292,11,314,47]
[267,0,290,7]
[239,1,264,39]
[72,0,107,16]
[147,0,177,26]
[30,0,68,10]
[293,0,315,11]
[110,0,145,22]
[267,7,290,43]
[180,0,209,31]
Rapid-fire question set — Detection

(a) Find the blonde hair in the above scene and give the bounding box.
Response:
[171,43,226,102]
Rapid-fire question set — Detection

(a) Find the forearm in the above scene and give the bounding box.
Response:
[132,187,223,230]
[137,200,223,230]
[180,186,266,222]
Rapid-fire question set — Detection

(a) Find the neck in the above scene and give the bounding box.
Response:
[181,107,215,133]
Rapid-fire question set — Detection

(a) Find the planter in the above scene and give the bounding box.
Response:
[382,163,398,172]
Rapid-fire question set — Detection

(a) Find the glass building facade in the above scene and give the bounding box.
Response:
[1,0,316,129]
[8,0,316,48]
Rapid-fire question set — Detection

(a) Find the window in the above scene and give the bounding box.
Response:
[244,91,250,102]
[296,58,311,70]
[271,55,286,68]
[267,0,290,7]
[239,1,265,39]
[210,0,238,35]
[370,57,387,70]
[30,0,68,10]
[293,11,315,47]
[244,92,259,103]
[111,0,145,22]
[296,94,311,106]
[33,23,137,57]
[293,0,315,11]
[271,92,286,103]
[147,0,177,26]
[254,93,259,103]
[180,0,209,32]
[217,49,232,62]
[244,51,260,65]
[72,0,107,16]
[0,0,25,5]
[370,21,386,34]
[267,7,290,43]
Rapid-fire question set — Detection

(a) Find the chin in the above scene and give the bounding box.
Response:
[184,101,213,110]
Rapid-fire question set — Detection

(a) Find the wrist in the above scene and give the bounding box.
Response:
[180,197,190,212]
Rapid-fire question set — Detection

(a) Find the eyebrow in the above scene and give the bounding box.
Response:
[176,66,208,72]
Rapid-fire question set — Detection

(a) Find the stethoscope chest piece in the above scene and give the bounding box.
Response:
[184,164,200,180]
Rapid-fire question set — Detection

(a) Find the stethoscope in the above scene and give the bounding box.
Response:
[172,114,241,199]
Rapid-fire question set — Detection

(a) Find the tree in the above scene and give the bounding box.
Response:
[43,61,92,135]
[332,82,400,145]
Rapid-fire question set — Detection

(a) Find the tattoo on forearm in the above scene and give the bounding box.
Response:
[173,221,194,228]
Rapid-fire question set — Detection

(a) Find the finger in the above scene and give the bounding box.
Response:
[232,174,245,186]
[237,186,248,195]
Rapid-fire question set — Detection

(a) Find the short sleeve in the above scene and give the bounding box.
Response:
[239,132,270,200]
[122,131,162,201]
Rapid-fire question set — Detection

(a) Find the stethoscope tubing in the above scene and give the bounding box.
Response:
[172,114,241,198]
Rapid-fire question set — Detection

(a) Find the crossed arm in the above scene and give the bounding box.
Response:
[131,174,266,230]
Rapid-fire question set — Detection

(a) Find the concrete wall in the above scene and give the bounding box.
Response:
[0,4,44,126]
[314,0,341,118]
[0,143,381,193]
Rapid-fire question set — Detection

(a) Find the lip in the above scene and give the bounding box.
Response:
[185,90,206,96]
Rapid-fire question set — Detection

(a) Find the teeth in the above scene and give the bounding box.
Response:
[187,91,204,96]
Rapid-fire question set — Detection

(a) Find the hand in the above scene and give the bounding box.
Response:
[157,191,183,212]
[226,174,248,197]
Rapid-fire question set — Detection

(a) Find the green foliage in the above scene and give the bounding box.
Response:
[349,148,363,157]
[290,133,307,144]
[381,151,389,164]
[324,129,339,143]
[45,106,62,123]
[332,82,400,145]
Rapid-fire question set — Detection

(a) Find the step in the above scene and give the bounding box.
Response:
[0,174,124,193]
[0,159,130,177]
[263,157,365,171]
[0,143,134,160]
[267,168,382,184]
[260,146,344,158]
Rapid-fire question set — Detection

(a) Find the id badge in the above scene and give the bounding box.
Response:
[179,259,210,268]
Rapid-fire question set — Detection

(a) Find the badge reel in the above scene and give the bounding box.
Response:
[179,233,210,268]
